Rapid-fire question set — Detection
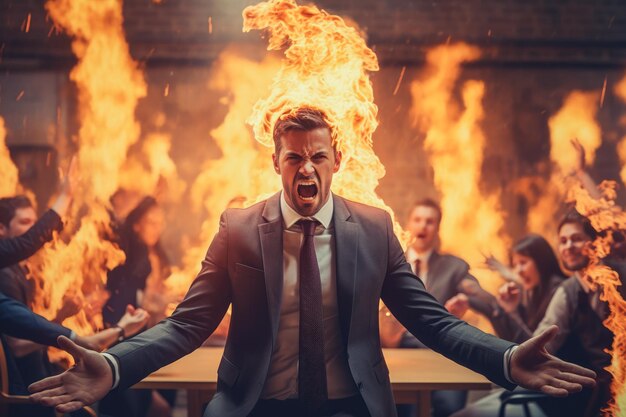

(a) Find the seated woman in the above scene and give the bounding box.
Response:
[452,234,566,417]
[102,196,175,417]
[488,234,566,344]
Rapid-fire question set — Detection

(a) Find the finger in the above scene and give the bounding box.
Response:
[541,385,569,398]
[549,378,582,393]
[554,359,597,380]
[57,335,87,361]
[56,401,86,414]
[33,386,67,399]
[126,304,135,314]
[41,394,74,407]
[29,374,63,393]
[557,371,596,388]
[529,325,559,349]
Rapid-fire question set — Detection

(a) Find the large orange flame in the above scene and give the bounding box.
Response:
[26,0,146,340]
[0,117,19,197]
[528,91,601,238]
[243,0,410,245]
[166,48,282,296]
[568,181,626,416]
[615,75,626,187]
[409,43,508,294]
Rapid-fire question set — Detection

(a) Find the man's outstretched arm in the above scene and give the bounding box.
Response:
[380,212,596,395]
[29,210,233,413]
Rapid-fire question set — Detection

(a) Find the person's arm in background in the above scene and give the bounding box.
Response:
[456,273,498,318]
[0,158,76,268]
[0,293,72,345]
[571,138,602,200]
[489,282,534,343]
[4,304,149,356]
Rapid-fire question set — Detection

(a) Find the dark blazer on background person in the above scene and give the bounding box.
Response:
[0,292,71,345]
[424,251,494,314]
[0,209,63,269]
[105,193,515,417]
[399,252,497,347]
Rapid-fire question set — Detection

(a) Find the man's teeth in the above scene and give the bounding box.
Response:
[297,181,318,200]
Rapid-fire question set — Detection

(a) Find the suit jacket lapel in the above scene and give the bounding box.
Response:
[333,195,359,345]
[259,192,284,343]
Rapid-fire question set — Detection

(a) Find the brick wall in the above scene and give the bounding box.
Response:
[1,0,625,64]
[1,0,626,259]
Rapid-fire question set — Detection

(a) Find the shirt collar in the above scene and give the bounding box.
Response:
[405,246,433,265]
[280,191,334,230]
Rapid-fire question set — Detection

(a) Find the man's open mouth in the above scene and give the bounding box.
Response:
[297,181,318,201]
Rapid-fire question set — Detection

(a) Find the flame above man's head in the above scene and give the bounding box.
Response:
[243,0,408,243]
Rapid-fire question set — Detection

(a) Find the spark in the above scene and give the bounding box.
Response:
[392,66,406,96]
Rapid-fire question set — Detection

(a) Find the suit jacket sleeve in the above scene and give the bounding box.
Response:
[106,211,232,390]
[0,293,72,346]
[379,213,516,390]
[0,209,63,269]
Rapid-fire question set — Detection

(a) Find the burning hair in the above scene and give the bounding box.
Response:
[0,195,34,228]
[557,208,598,240]
[272,107,334,155]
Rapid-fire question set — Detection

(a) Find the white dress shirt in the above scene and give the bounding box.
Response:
[405,247,433,286]
[260,192,357,399]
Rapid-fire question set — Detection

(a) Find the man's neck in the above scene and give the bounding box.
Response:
[410,244,434,257]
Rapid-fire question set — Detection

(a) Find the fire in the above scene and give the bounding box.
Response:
[166,48,282,296]
[25,0,147,343]
[569,181,626,417]
[528,90,601,238]
[409,43,508,293]
[243,0,410,245]
[615,75,626,187]
[119,130,186,200]
[0,117,20,197]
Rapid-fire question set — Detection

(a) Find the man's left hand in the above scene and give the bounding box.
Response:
[510,325,596,396]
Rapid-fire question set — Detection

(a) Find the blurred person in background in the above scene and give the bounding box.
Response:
[454,234,567,417]
[102,196,175,417]
[0,194,149,417]
[379,198,497,417]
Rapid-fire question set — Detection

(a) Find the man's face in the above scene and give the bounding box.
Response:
[407,205,440,253]
[558,222,592,272]
[0,207,37,238]
[272,127,341,217]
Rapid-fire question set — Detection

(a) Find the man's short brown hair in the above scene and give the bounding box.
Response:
[0,195,33,228]
[272,107,333,155]
[557,208,597,240]
[410,198,442,226]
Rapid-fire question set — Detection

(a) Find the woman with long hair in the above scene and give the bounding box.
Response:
[489,234,567,343]
[101,196,175,417]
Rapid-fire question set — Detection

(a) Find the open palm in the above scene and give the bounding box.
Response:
[511,325,596,397]
[29,336,112,413]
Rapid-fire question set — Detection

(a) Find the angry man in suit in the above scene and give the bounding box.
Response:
[30,108,595,417]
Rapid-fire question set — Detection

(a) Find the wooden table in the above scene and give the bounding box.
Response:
[135,347,492,417]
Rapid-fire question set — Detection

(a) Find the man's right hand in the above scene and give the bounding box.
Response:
[29,335,112,413]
